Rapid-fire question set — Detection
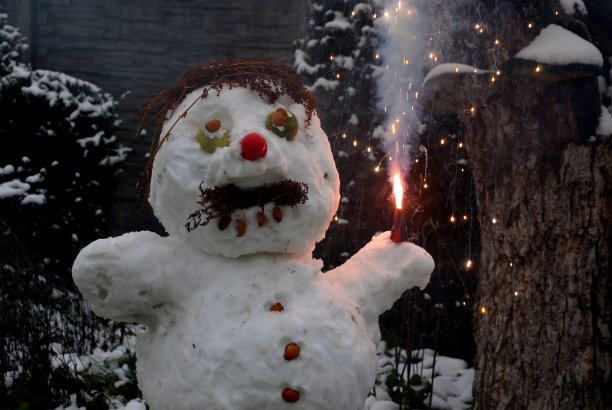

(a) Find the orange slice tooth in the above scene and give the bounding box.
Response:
[257,211,267,227]
[237,219,246,237]
[272,207,283,223]
[218,215,231,231]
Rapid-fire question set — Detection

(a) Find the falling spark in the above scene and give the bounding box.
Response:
[466,260,473,269]
[492,217,497,224]
[480,306,487,314]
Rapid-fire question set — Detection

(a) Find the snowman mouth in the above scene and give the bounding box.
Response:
[185,179,309,233]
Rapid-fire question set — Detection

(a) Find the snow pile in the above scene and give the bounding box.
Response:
[559,0,587,16]
[423,63,489,86]
[514,24,602,66]
[596,105,612,137]
[324,11,353,31]
[367,342,474,410]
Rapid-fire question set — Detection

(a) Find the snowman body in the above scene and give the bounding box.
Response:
[73,74,434,410]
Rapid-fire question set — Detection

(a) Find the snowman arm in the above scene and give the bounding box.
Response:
[72,231,171,325]
[325,231,434,340]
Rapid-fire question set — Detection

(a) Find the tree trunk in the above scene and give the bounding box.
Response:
[420,0,612,407]
[463,75,611,409]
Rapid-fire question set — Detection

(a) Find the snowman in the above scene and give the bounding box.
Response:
[72,60,434,410]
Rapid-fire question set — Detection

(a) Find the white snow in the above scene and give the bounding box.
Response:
[514,24,602,66]
[76,131,105,147]
[596,105,612,137]
[0,179,30,199]
[0,164,14,175]
[294,48,321,75]
[349,113,359,125]
[353,3,373,15]
[369,344,474,410]
[21,193,45,205]
[333,55,355,71]
[560,0,587,15]
[73,83,434,409]
[306,77,340,91]
[324,13,353,31]
[372,125,386,139]
[423,63,489,86]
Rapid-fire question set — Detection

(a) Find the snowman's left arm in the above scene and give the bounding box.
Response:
[324,232,434,340]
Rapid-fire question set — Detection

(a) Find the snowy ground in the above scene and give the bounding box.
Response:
[55,338,473,410]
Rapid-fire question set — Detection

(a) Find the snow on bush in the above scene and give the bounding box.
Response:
[0,13,133,410]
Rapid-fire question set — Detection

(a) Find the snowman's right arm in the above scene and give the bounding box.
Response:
[72,231,173,325]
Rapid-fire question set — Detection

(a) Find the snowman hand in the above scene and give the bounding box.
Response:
[325,231,433,341]
[72,231,171,325]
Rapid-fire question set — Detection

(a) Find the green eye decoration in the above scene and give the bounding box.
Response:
[266,108,298,141]
[197,119,230,153]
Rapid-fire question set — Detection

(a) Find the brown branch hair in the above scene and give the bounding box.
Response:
[134,58,318,208]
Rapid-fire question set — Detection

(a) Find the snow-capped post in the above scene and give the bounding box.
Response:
[72,59,434,409]
[390,169,407,243]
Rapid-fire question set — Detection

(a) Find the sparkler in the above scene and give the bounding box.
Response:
[390,170,407,243]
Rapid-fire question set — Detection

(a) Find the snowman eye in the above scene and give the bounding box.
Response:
[196,119,230,153]
[265,108,298,141]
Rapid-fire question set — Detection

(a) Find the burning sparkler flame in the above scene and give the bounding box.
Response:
[393,170,403,209]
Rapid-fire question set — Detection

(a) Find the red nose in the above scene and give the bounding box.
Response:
[241,133,267,161]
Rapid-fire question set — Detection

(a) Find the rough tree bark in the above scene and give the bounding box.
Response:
[421,0,611,408]
[464,76,611,409]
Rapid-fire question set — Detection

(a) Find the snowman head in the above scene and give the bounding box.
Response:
[140,60,340,257]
